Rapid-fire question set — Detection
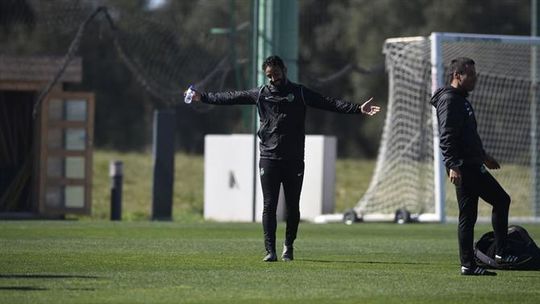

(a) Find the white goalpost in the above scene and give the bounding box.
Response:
[345,32,540,224]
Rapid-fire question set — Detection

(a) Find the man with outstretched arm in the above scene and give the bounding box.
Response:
[186,55,380,262]
[430,57,517,276]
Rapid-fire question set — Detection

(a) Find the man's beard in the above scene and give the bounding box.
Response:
[271,79,287,90]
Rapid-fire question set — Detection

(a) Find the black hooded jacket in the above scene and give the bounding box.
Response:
[202,81,361,160]
[430,86,486,169]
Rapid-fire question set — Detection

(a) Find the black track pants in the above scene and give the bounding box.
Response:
[454,164,511,268]
[259,158,304,253]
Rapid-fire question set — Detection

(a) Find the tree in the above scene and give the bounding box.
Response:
[0,0,35,35]
[297,0,529,157]
[1,0,531,155]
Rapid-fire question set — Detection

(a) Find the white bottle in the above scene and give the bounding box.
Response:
[184,85,195,104]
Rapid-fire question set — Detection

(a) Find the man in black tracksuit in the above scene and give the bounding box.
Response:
[430,57,517,276]
[187,55,380,262]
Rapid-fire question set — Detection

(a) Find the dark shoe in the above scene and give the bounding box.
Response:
[495,254,518,264]
[281,245,294,261]
[460,266,497,276]
[263,251,277,262]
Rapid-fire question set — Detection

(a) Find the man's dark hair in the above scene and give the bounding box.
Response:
[262,55,285,71]
[447,57,475,83]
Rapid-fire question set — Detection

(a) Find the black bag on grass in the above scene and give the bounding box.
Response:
[474,225,540,270]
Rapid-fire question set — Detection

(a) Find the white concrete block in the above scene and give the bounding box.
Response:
[204,134,336,222]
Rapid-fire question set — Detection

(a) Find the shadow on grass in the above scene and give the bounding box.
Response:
[300,259,433,266]
[0,286,97,291]
[0,286,48,291]
[0,274,100,279]
[0,274,100,292]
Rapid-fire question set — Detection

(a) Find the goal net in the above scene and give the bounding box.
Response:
[353,32,540,222]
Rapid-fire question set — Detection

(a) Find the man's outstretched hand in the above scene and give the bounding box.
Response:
[360,97,381,116]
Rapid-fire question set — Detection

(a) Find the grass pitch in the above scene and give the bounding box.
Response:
[90,151,536,222]
[90,151,376,221]
[1,221,540,303]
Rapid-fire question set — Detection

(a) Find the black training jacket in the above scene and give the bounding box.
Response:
[202,81,361,160]
[430,86,486,169]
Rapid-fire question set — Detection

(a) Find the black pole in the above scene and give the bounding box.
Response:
[151,109,175,221]
[110,160,123,221]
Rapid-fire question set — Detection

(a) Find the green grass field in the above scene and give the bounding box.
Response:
[89,151,377,221]
[3,151,539,303]
[1,221,540,303]
[89,151,536,222]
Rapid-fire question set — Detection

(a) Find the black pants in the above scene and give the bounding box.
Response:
[454,164,511,268]
[259,158,304,253]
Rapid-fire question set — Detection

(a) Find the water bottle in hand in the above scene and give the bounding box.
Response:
[184,85,195,104]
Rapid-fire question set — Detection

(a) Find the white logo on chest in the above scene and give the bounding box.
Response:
[465,102,473,116]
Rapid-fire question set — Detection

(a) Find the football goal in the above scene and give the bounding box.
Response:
[345,32,540,224]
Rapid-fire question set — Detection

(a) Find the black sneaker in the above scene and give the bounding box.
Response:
[281,245,294,261]
[263,251,277,262]
[460,266,497,276]
[495,254,518,264]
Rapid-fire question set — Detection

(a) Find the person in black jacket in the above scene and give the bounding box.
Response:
[431,57,517,276]
[186,55,380,262]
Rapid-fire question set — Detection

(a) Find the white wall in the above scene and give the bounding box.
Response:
[204,134,336,222]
